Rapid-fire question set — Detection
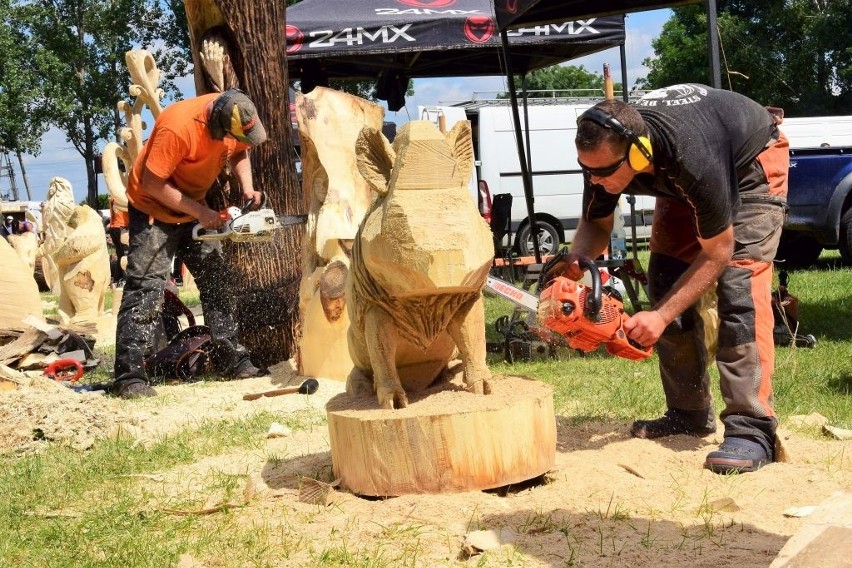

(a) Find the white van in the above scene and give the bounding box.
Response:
[420,100,654,256]
[780,115,852,148]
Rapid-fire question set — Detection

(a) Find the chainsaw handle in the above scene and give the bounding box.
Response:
[577,257,602,320]
[241,191,269,213]
[540,253,602,319]
[192,223,232,241]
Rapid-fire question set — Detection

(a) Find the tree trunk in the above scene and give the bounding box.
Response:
[186,0,303,367]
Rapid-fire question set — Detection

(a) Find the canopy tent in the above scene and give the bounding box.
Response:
[492,0,720,260]
[285,0,625,84]
[494,0,701,30]
[284,0,629,260]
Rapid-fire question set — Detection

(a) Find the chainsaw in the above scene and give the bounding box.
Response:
[485,253,653,361]
[192,195,307,243]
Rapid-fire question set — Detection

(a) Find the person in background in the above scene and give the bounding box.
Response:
[111,89,268,399]
[1,216,13,239]
[550,84,788,474]
[107,196,129,283]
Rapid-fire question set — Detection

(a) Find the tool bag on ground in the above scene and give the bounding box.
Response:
[145,325,215,380]
[771,270,816,348]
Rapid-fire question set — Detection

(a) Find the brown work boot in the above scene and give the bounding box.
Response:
[631,409,716,439]
[227,357,264,380]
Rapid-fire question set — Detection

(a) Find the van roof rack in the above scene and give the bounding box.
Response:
[440,89,650,112]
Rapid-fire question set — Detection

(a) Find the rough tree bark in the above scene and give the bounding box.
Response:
[183,0,303,366]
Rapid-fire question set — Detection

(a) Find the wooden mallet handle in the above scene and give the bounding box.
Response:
[242,378,319,401]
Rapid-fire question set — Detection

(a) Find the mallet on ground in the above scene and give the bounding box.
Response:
[242,378,319,401]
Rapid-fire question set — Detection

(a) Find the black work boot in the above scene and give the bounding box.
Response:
[631,408,716,439]
[111,379,157,399]
[705,437,773,474]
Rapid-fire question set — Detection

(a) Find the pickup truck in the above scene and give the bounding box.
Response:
[775,145,852,266]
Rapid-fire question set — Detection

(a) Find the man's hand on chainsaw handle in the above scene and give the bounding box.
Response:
[548,215,613,281]
[544,252,587,281]
[623,310,667,347]
[242,189,263,209]
[197,207,227,230]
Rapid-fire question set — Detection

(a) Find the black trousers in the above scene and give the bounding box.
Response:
[113,205,247,383]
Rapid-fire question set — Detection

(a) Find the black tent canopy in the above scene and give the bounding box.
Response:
[285,0,625,80]
[494,0,701,30]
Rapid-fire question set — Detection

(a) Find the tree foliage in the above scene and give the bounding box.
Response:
[501,64,621,99]
[0,0,51,155]
[638,2,852,115]
[10,0,191,206]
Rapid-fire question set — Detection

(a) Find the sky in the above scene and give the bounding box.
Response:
[3,9,669,205]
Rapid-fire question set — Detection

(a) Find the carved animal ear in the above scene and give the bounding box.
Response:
[356,127,395,196]
[445,120,474,183]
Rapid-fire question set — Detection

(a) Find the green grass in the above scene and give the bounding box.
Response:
[8,250,851,567]
[484,249,852,428]
[0,412,323,567]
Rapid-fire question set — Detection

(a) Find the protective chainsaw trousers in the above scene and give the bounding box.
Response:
[113,205,245,383]
[646,133,788,455]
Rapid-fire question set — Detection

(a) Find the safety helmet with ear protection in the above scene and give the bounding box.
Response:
[578,107,653,171]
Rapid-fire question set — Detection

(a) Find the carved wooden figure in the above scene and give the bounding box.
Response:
[346,120,495,409]
[7,232,39,274]
[40,177,111,326]
[296,87,384,380]
[0,237,43,330]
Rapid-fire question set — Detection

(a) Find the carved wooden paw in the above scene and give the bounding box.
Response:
[377,386,409,410]
[345,368,374,398]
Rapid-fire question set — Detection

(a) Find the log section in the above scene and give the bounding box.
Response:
[326,374,555,496]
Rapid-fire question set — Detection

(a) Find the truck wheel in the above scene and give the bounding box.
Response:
[774,231,823,267]
[840,208,852,264]
[516,220,560,257]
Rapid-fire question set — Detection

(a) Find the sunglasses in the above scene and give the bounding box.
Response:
[577,149,629,178]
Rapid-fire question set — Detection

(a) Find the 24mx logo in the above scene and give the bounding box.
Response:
[396,0,456,7]
[306,25,416,49]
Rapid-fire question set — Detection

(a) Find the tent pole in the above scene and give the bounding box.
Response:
[706,0,722,88]
[500,29,541,264]
[620,44,629,102]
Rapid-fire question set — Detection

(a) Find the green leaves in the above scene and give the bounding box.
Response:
[639,1,852,115]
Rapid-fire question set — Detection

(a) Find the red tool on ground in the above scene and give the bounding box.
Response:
[44,358,84,383]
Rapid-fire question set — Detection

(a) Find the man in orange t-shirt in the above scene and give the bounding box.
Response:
[112,89,268,399]
[107,196,129,282]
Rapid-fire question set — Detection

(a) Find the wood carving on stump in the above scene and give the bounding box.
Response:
[346,120,495,409]
[0,237,44,330]
[102,49,166,282]
[296,87,384,380]
[7,232,39,274]
[183,0,303,367]
[40,177,110,327]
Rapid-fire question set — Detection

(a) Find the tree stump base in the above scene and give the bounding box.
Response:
[326,374,556,496]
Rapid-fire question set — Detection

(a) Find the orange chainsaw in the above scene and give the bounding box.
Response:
[485,254,652,361]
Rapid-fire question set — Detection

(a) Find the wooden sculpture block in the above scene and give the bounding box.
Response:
[41,177,111,326]
[346,120,495,409]
[0,237,44,330]
[296,87,385,381]
[7,232,39,274]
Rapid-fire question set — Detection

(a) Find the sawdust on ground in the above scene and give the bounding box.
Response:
[2,363,850,567]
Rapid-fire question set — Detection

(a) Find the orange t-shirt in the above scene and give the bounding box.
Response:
[108,205,129,229]
[126,93,251,223]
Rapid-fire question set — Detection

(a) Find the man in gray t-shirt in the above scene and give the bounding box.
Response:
[552,84,789,474]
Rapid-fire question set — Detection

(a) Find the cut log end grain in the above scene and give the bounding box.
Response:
[326,374,556,497]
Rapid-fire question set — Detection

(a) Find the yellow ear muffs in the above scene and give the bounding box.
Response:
[628,135,652,171]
